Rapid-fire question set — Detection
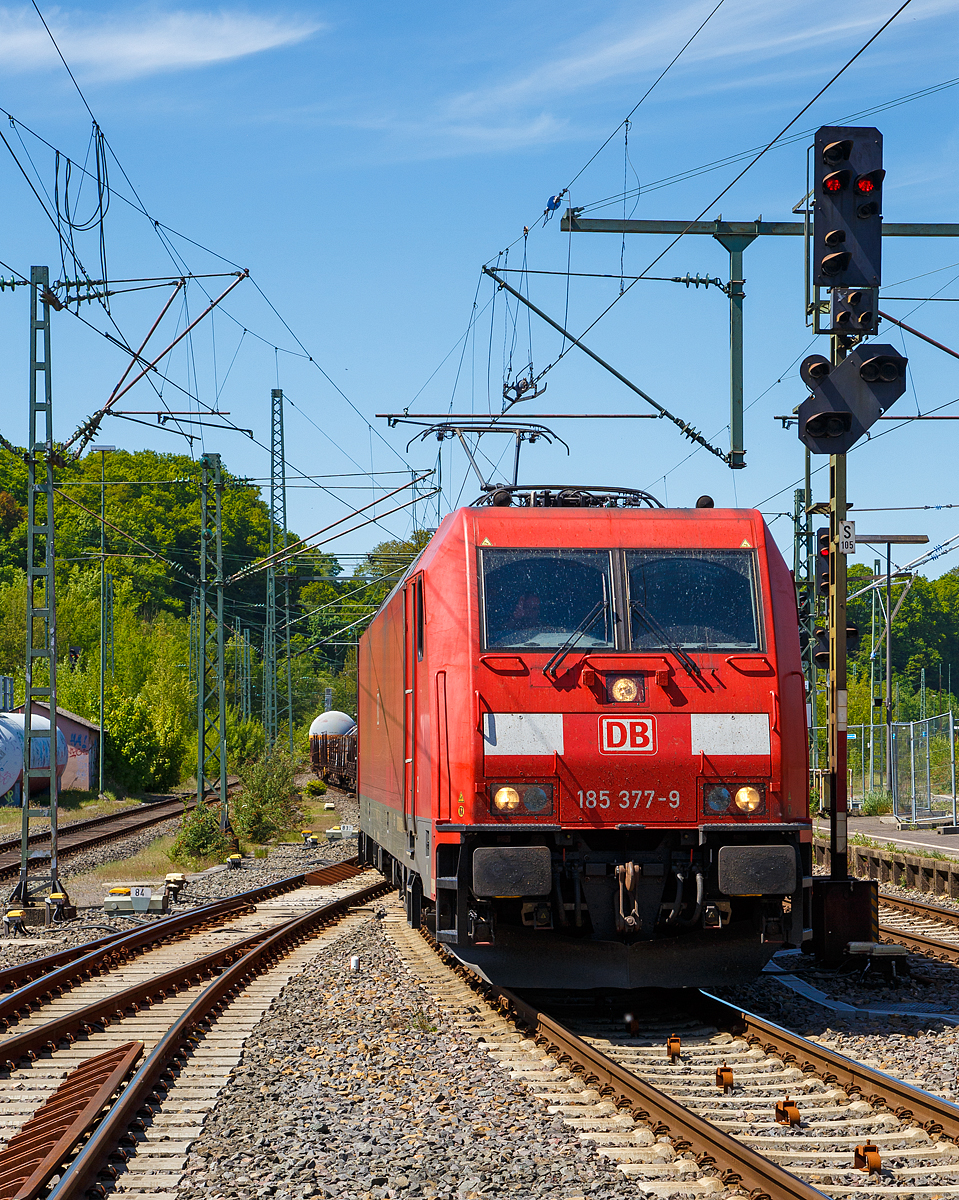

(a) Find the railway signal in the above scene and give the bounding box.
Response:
[815,529,830,597]
[814,126,884,289]
[829,287,878,336]
[797,345,907,455]
[813,625,858,670]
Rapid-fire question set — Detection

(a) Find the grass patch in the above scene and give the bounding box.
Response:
[85,834,180,883]
[268,794,342,844]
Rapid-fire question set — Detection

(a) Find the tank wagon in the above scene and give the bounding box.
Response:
[356,486,811,989]
[309,711,357,790]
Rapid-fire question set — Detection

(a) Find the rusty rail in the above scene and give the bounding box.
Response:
[0,796,193,879]
[877,892,959,964]
[494,987,827,1200]
[693,991,959,1142]
[0,1042,143,1200]
[879,923,959,965]
[880,890,959,927]
[0,859,362,1029]
[46,877,389,1200]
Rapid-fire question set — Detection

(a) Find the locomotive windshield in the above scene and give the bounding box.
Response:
[626,549,760,651]
[481,549,614,650]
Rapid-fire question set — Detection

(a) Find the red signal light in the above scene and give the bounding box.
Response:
[822,169,850,194]
[854,168,885,197]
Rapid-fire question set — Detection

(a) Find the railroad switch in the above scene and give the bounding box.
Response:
[227,854,243,870]
[855,1143,882,1173]
[666,1035,681,1063]
[775,1097,801,1126]
[715,1062,734,1093]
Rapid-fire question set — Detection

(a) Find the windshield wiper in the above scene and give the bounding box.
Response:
[630,601,702,678]
[544,581,609,679]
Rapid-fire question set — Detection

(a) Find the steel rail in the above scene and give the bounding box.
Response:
[879,923,959,965]
[879,891,959,927]
[46,877,390,1200]
[0,795,188,856]
[0,1041,143,1200]
[0,867,380,1071]
[0,793,225,881]
[693,991,959,1141]
[0,860,362,1022]
[494,987,827,1200]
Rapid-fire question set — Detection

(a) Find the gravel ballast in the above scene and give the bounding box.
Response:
[0,785,359,962]
[179,917,636,1200]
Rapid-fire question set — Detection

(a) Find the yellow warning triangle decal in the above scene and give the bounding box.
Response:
[481,538,492,546]
[740,539,751,548]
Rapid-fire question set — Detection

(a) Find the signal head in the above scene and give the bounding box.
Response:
[813,125,882,288]
[822,139,853,166]
[860,354,905,386]
[804,411,852,440]
[799,354,831,390]
[822,169,851,193]
[855,169,885,196]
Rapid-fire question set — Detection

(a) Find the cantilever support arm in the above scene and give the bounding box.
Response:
[64,271,249,457]
[482,266,729,465]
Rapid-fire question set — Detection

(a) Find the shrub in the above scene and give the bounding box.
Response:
[302,778,327,797]
[231,750,303,843]
[861,789,894,816]
[170,804,233,866]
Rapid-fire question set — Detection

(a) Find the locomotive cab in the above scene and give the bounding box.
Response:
[358,487,811,989]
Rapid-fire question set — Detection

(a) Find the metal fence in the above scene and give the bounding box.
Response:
[0,677,12,712]
[815,712,958,825]
[890,712,957,825]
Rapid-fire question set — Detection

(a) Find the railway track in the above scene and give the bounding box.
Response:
[0,859,389,1200]
[382,913,959,1199]
[0,793,208,882]
[878,891,959,963]
[6,882,959,1200]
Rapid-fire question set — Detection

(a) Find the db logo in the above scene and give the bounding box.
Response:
[599,716,657,755]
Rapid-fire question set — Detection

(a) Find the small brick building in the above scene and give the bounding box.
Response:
[14,703,101,792]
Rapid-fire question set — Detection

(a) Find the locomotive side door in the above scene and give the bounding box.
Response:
[403,582,415,832]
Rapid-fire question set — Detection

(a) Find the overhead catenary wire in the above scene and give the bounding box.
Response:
[0,37,416,504]
[577,76,959,216]
[228,474,436,583]
[530,0,918,374]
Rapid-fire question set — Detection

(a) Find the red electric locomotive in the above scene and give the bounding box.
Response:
[357,486,811,988]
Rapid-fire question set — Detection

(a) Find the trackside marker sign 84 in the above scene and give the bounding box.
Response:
[599,716,657,754]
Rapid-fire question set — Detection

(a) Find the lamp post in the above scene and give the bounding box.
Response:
[92,446,115,797]
[854,534,928,800]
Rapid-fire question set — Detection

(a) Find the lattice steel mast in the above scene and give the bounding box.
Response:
[264,388,293,750]
[15,267,61,905]
[196,452,229,832]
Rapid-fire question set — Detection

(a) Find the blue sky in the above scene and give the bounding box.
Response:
[0,0,957,576]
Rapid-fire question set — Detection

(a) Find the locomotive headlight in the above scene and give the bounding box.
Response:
[704,785,731,815]
[733,786,763,814]
[493,786,521,812]
[522,785,550,813]
[610,676,639,703]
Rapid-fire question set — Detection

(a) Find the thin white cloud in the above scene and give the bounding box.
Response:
[450,0,958,120]
[347,0,956,158]
[0,6,321,79]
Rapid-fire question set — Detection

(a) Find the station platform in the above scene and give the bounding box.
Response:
[818,814,959,862]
